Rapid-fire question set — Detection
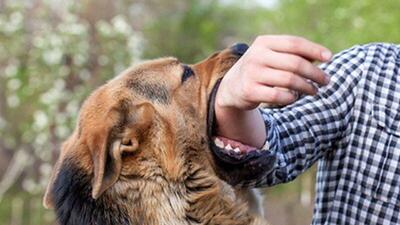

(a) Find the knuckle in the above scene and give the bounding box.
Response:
[312,47,321,57]
[263,67,273,76]
[287,35,298,43]
[241,82,253,99]
[241,56,251,66]
[244,55,257,65]
[241,65,255,76]
[280,34,292,40]
[268,89,279,102]
[254,35,268,45]
[311,68,321,80]
[242,90,252,100]
[242,50,259,64]
[287,36,304,50]
[283,74,296,87]
[293,58,304,71]
[290,36,305,43]
[307,84,317,94]
[253,36,262,45]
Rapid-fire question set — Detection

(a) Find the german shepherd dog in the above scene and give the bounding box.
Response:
[43,43,276,225]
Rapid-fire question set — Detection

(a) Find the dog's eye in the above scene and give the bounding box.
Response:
[181,65,194,83]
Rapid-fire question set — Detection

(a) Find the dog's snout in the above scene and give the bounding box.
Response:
[231,43,249,56]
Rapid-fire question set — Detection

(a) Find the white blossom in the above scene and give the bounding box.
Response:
[79,69,91,81]
[43,48,63,65]
[56,125,69,139]
[7,78,21,91]
[5,64,18,77]
[98,55,109,66]
[96,21,112,36]
[112,15,132,35]
[33,111,49,130]
[7,95,20,108]
[34,132,48,146]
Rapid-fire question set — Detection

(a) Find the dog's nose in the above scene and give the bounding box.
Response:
[231,43,249,56]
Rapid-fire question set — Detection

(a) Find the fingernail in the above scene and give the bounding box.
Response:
[289,90,299,99]
[321,50,332,61]
[311,83,318,95]
[325,74,330,84]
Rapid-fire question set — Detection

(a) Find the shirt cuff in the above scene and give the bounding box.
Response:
[258,108,281,153]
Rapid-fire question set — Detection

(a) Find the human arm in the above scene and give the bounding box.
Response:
[216,36,366,186]
[215,35,332,148]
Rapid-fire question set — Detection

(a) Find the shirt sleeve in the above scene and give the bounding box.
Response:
[239,45,368,187]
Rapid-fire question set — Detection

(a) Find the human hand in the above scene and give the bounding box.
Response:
[216,35,332,110]
[214,35,332,148]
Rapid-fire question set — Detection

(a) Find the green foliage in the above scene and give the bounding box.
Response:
[266,0,400,52]
[142,0,259,62]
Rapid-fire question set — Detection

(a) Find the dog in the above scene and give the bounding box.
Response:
[43,43,276,225]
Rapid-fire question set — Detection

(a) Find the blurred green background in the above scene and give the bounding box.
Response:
[0,0,399,224]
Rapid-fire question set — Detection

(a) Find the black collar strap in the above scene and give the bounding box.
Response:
[206,78,222,139]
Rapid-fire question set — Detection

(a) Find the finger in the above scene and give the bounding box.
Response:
[261,50,329,86]
[256,68,317,95]
[249,85,298,105]
[256,35,332,62]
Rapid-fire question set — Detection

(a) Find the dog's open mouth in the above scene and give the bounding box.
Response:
[206,78,276,185]
[212,136,261,155]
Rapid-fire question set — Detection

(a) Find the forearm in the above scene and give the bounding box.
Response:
[234,45,366,187]
[215,105,266,148]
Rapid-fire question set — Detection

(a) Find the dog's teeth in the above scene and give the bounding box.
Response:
[214,138,224,148]
[233,147,240,153]
[226,144,233,150]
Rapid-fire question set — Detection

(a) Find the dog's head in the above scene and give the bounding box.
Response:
[43,43,275,221]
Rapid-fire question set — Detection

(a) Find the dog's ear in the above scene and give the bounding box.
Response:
[90,102,155,199]
[43,103,155,207]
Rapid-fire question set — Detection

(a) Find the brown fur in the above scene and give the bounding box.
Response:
[43,47,269,225]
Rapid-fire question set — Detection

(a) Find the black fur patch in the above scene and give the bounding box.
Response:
[51,159,130,225]
[127,81,170,104]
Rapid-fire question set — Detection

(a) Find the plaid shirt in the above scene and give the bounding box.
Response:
[249,43,400,224]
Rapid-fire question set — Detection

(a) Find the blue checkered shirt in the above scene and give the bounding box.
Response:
[249,43,400,224]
